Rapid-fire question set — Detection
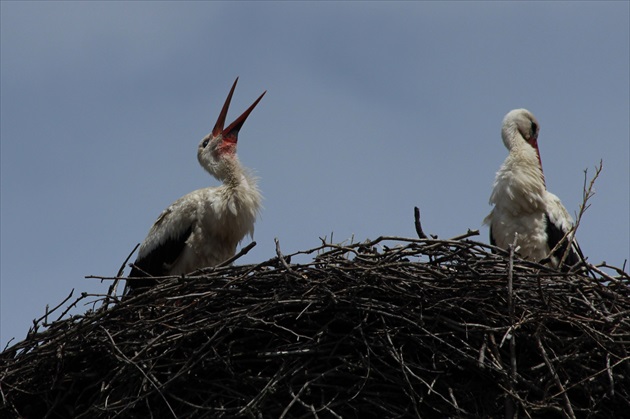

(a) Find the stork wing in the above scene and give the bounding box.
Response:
[126,197,197,292]
[544,192,584,270]
[484,210,498,249]
[489,226,497,247]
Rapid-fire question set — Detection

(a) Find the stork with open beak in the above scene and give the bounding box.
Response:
[484,108,584,270]
[125,78,265,293]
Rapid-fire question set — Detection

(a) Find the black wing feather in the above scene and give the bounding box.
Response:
[489,225,496,248]
[544,213,581,270]
[126,224,193,292]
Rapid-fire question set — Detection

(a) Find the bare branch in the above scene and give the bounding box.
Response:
[556,160,603,268]
[414,206,428,239]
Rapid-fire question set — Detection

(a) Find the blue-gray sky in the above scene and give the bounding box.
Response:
[2,2,628,348]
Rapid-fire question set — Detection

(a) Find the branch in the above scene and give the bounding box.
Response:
[535,334,576,419]
[414,206,428,239]
[189,241,258,276]
[274,237,294,272]
[34,289,74,327]
[559,160,602,268]
[449,229,480,241]
[104,243,140,305]
[505,236,518,418]
[217,241,257,268]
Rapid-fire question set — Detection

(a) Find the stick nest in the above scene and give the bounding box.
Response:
[1,236,629,418]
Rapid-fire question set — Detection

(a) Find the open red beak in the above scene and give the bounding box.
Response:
[212,77,266,144]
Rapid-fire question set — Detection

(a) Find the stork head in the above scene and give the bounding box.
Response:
[501,108,543,169]
[198,78,266,179]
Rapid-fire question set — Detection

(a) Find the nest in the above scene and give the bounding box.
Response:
[1,234,629,418]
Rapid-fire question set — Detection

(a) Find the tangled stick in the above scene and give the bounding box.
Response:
[1,235,628,418]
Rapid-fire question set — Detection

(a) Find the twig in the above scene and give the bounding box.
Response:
[34,289,74,327]
[449,229,480,241]
[100,326,177,418]
[505,236,518,419]
[274,237,294,272]
[104,243,140,306]
[535,334,576,419]
[218,241,257,268]
[414,206,428,239]
[554,160,602,269]
[179,242,258,277]
[606,353,615,397]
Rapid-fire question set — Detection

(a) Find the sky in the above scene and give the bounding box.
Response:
[1,1,628,349]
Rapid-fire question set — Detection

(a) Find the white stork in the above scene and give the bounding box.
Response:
[125,78,265,293]
[484,108,584,270]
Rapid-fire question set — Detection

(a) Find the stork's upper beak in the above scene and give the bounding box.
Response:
[212,77,266,144]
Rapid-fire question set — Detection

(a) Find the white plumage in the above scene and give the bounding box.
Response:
[484,109,583,269]
[126,78,264,292]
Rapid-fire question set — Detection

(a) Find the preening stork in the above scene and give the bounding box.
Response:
[484,109,584,270]
[125,78,265,293]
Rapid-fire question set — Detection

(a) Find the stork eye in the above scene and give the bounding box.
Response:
[202,138,210,148]
[531,121,538,135]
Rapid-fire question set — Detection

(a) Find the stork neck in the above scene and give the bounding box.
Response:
[212,156,261,223]
[504,128,547,189]
[216,156,252,191]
